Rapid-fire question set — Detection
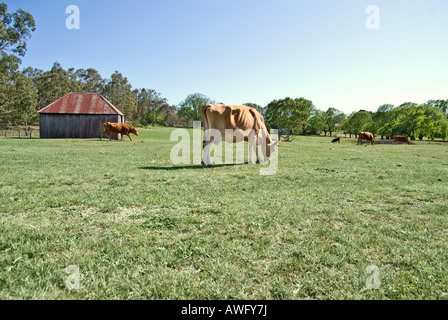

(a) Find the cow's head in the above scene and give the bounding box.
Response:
[131,127,139,136]
[260,139,280,161]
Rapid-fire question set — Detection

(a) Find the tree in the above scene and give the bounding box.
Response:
[264,97,314,135]
[102,71,138,120]
[419,105,448,140]
[303,107,324,135]
[393,102,424,138]
[11,72,37,133]
[34,62,81,111]
[133,88,169,126]
[322,107,345,137]
[74,68,104,93]
[177,93,214,123]
[0,52,20,122]
[424,99,448,118]
[343,110,373,138]
[373,104,394,139]
[244,102,265,116]
[0,3,36,58]
[0,4,36,128]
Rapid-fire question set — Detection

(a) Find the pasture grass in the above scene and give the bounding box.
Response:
[0,128,447,299]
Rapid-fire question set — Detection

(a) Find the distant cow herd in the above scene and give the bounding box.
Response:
[330,132,411,145]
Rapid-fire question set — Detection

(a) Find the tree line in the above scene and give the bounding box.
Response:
[1,3,447,140]
[261,98,448,140]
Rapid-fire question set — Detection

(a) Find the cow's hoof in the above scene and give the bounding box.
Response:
[201,161,210,168]
[256,160,261,164]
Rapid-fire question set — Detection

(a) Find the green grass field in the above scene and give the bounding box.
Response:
[0,127,447,299]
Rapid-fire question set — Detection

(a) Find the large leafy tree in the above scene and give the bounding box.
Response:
[133,88,170,126]
[10,72,37,132]
[74,68,104,93]
[343,110,373,138]
[417,105,448,140]
[424,99,448,118]
[177,93,214,123]
[34,62,81,111]
[373,104,394,139]
[264,97,314,134]
[322,107,345,137]
[0,3,36,58]
[0,3,36,128]
[244,102,265,116]
[102,71,138,120]
[393,102,424,138]
[303,107,324,135]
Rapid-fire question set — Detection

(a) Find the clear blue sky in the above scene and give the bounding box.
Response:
[5,0,448,113]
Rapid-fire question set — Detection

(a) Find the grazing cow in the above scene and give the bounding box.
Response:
[332,137,340,143]
[393,135,410,145]
[201,104,279,167]
[101,122,139,141]
[357,132,375,145]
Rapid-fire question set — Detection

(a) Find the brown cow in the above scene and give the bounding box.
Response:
[101,122,139,141]
[201,104,279,167]
[393,135,410,145]
[357,132,375,145]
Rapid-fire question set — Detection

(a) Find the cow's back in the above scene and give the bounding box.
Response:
[202,104,265,133]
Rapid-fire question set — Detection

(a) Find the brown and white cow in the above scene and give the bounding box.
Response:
[393,135,410,145]
[357,132,375,145]
[101,122,139,141]
[201,104,279,167]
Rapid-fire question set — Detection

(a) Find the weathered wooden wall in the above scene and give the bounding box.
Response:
[39,114,124,139]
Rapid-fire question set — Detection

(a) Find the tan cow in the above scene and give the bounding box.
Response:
[201,104,279,167]
[393,135,410,144]
[357,132,375,145]
[101,122,139,141]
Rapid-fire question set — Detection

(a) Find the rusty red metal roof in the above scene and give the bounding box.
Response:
[38,93,124,115]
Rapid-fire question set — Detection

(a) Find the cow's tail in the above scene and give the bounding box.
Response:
[201,104,211,148]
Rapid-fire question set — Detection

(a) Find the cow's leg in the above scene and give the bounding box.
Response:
[248,137,258,164]
[202,129,223,167]
[255,144,261,164]
[248,144,255,165]
[127,134,132,141]
[202,140,213,167]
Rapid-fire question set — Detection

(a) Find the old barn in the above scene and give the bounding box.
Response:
[38,92,124,139]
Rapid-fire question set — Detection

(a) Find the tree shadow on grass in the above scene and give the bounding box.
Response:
[138,163,245,171]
